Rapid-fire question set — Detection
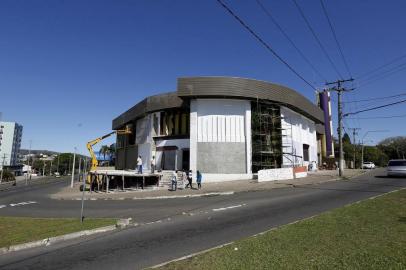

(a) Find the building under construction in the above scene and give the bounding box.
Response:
[112,77,328,182]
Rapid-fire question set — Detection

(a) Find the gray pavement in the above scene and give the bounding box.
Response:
[50,169,365,200]
[0,168,405,269]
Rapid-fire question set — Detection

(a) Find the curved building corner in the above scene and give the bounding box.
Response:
[112,76,326,182]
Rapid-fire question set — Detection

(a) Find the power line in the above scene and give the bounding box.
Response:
[292,0,343,79]
[358,61,406,83]
[341,93,406,103]
[216,0,317,90]
[255,0,327,82]
[346,114,406,120]
[356,52,406,79]
[319,0,352,78]
[344,99,406,117]
[358,62,406,88]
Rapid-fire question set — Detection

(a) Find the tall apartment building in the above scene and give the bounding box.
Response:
[0,122,23,170]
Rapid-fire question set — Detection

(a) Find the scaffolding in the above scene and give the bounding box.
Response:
[251,101,295,173]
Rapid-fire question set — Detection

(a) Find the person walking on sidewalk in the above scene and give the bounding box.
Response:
[196,170,202,189]
[185,170,193,189]
[137,156,143,174]
[150,156,156,174]
[181,170,187,189]
[171,170,177,191]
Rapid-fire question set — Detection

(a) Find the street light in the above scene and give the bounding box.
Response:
[71,147,77,188]
[360,130,389,169]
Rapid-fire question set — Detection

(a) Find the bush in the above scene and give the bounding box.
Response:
[0,170,15,182]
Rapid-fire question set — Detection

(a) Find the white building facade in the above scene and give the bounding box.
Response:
[0,122,23,169]
[113,77,325,182]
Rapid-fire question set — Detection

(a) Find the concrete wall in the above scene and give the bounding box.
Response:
[136,115,153,170]
[190,99,251,179]
[197,142,246,174]
[125,145,138,169]
[281,106,317,168]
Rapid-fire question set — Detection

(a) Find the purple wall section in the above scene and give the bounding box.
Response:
[319,91,333,156]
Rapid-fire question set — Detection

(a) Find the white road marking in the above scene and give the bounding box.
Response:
[9,201,37,207]
[212,204,244,212]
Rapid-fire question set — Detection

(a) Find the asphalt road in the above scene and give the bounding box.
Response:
[0,169,405,269]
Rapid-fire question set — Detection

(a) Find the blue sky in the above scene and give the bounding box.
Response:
[1,0,405,154]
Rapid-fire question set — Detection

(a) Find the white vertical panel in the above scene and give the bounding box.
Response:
[190,100,198,175]
[240,116,245,143]
[196,99,249,143]
[212,115,218,142]
[197,115,203,142]
[220,116,226,142]
[245,106,252,173]
[225,116,230,142]
[229,116,234,142]
[207,116,213,142]
[203,117,208,142]
[235,116,240,142]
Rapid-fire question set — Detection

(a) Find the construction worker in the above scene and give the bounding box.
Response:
[137,156,143,174]
[171,170,177,191]
[150,156,156,174]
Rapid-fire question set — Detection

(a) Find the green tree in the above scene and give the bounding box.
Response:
[363,146,389,167]
[108,143,116,166]
[343,133,352,144]
[378,136,406,160]
[99,145,110,166]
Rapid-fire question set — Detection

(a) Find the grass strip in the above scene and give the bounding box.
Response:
[160,189,406,269]
[0,217,117,248]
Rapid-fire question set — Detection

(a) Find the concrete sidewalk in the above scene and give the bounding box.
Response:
[50,169,367,200]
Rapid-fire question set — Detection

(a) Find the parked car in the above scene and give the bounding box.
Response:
[362,162,375,169]
[54,172,61,178]
[387,159,406,177]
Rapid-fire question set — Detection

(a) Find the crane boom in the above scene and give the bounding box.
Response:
[86,127,131,184]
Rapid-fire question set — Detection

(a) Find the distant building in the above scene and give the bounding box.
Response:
[0,121,23,170]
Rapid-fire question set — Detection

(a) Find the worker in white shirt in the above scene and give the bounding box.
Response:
[150,156,156,174]
[137,156,143,174]
[171,170,177,191]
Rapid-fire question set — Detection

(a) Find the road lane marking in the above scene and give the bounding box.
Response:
[10,201,37,207]
[0,201,38,209]
[212,204,244,212]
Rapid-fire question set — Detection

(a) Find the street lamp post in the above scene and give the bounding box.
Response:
[360,130,389,169]
[71,147,77,188]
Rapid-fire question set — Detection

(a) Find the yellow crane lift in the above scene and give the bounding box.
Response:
[85,127,131,188]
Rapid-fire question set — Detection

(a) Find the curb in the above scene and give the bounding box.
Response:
[55,191,235,201]
[0,219,137,256]
[133,191,235,200]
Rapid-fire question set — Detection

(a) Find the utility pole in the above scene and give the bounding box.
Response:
[28,140,32,167]
[348,127,361,169]
[0,153,6,183]
[80,158,88,223]
[50,160,53,176]
[71,147,77,188]
[78,157,82,182]
[326,78,354,177]
[57,155,60,174]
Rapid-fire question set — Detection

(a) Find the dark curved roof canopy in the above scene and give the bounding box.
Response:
[112,77,324,129]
